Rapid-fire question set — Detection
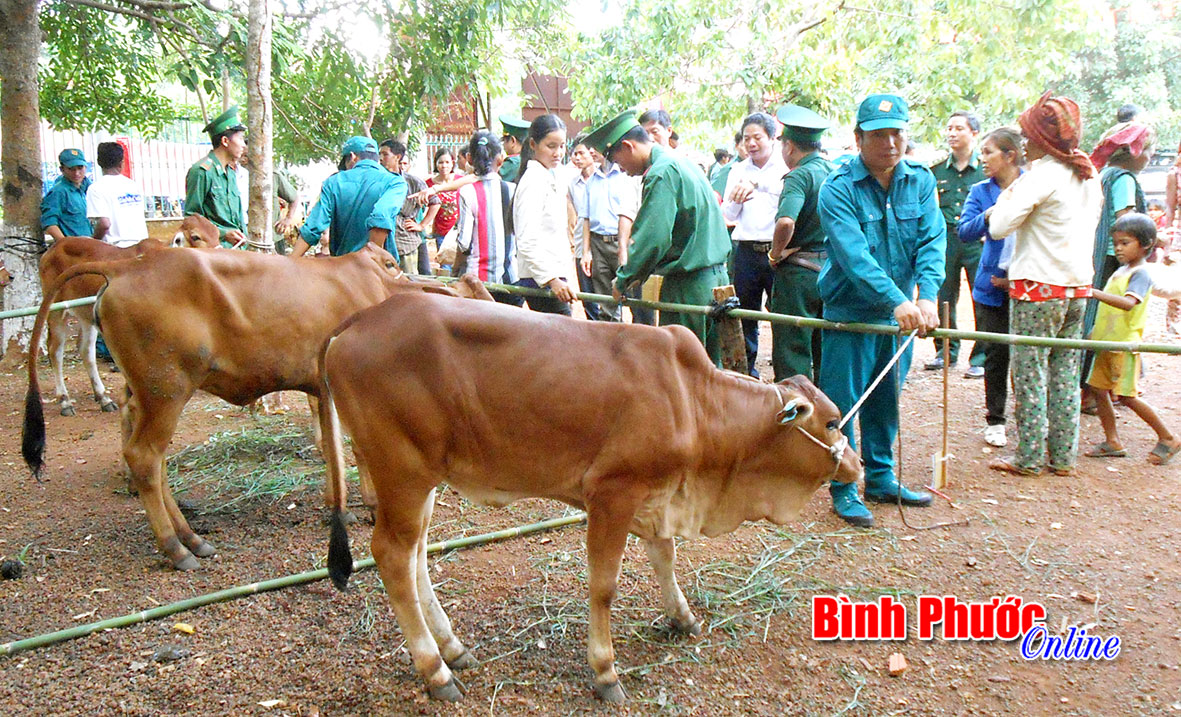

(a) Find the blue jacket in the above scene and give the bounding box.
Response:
[957,175,1021,308]
[817,156,946,324]
[299,159,407,257]
[41,175,93,237]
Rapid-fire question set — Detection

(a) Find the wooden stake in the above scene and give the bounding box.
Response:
[932,301,951,489]
[712,285,748,374]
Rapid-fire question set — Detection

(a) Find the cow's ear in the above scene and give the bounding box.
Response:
[776,397,813,425]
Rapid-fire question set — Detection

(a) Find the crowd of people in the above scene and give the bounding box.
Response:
[39,91,1181,530]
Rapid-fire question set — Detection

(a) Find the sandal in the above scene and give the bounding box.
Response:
[988,457,1042,476]
[1148,441,1181,466]
[1084,442,1128,458]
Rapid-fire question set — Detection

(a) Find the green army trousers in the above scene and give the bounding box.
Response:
[659,263,728,366]
[770,261,823,382]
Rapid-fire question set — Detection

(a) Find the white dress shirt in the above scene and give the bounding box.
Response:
[988,156,1101,287]
[721,150,787,243]
[513,160,573,286]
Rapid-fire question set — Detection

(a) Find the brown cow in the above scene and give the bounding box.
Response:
[22,243,492,571]
[320,292,862,703]
[36,217,217,417]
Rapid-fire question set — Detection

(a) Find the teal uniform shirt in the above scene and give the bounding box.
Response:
[710,161,734,197]
[41,176,92,237]
[776,152,835,250]
[615,144,732,291]
[817,156,946,324]
[299,159,407,257]
[499,155,521,182]
[185,151,245,241]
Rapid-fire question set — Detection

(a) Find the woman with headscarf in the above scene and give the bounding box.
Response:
[986,92,1103,477]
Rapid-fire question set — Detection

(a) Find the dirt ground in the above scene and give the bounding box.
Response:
[0,296,1178,717]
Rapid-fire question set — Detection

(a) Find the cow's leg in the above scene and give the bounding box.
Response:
[585,501,636,703]
[79,320,118,413]
[358,459,377,509]
[642,538,701,636]
[159,455,216,558]
[308,394,322,453]
[122,393,201,570]
[414,488,475,670]
[371,490,464,701]
[46,310,76,416]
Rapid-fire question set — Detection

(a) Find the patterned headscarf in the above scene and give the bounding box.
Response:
[1089,121,1155,170]
[1018,91,1095,180]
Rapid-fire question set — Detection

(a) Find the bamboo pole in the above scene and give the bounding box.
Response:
[0,513,586,657]
[0,296,96,321]
[422,277,1181,355]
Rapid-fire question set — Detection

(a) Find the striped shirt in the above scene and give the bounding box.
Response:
[457,174,518,284]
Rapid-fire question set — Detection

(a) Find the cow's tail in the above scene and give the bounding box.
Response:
[22,262,117,479]
[318,332,353,591]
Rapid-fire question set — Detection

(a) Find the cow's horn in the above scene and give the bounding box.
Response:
[776,396,813,425]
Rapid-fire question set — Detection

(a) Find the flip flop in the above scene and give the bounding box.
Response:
[988,457,1042,476]
[1148,441,1181,466]
[1084,442,1128,458]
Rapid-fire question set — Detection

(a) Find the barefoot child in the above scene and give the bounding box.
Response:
[1085,212,1181,465]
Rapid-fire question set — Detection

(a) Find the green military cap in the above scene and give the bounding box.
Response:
[856,93,909,131]
[499,114,531,142]
[203,106,247,137]
[583,110,641,156]
[776,104,830,144]
[341,135,378,156]
[58,148,86,168]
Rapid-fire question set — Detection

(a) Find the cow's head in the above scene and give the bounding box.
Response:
[772,375,862,487]
[172,215,220,248]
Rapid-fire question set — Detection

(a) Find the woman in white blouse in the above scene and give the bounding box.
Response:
[512,113,576,315]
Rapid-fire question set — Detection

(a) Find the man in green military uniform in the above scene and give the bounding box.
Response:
[769,104,836,382]
[498,114,530,182]
[185,106,247,247]
[584,110,732,362]
[292,136,406,258]
[41,149,92,240]
[925,110,986,375]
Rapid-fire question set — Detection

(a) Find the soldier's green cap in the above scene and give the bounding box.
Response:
[776,104,830,144]
[499,114,531,142]
[856,93,909,131]
[58,148,86,168]
[341,135,378,156]
[583,110,641,156]
[203,106,247,137]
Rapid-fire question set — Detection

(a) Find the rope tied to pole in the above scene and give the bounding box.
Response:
[707,296,740,322]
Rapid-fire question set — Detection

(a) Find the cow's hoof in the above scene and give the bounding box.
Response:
[60,405,76,417]
[594,681,627,704]
[100,400,119,413]
[427,677,465,702]
[447,650,479,671]
[190,540,216,558]
[173,554,201,571]
[671,616,702,637]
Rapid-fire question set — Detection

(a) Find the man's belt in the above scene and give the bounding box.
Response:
[590,232,619,242]
[745,241,773,254]
[781,250,826,272]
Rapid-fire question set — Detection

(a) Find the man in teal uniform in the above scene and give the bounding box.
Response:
[926,111,986,375]
[41,149,92,240]
[769,105,835,382]
[817,94,945,528]
[584,110,731,362]
[498,114,530,182]
[185,107,247,246]
[292,136,407,258]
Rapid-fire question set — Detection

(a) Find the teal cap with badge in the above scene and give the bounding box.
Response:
[203,106,247,138]
[776,104,830,144]
[583,110,641,156]
[341,135,378,156]
[856,94,909,131]
[499,114,531,143]
[58,148,86,168]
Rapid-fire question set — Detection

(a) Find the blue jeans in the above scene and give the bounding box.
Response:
[734,242,775,375]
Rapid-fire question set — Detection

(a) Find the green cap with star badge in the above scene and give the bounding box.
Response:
[776,104,830,144]
[856,94,909,131]
[203,106,247,139]
[58,148,86,168]
[499,114,531,143]
[583,110,641,156]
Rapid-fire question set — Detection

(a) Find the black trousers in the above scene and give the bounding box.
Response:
[975,300,1010,426]
[517,277,572,316]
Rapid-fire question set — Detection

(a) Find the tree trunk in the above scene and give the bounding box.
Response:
[246,0,273,252]
[0,0,46,356]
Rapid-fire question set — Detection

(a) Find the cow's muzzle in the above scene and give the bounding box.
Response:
[795,426,850,483]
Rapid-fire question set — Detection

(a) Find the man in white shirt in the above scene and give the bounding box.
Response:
[86,142,148,248]
[722,112,788,376]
